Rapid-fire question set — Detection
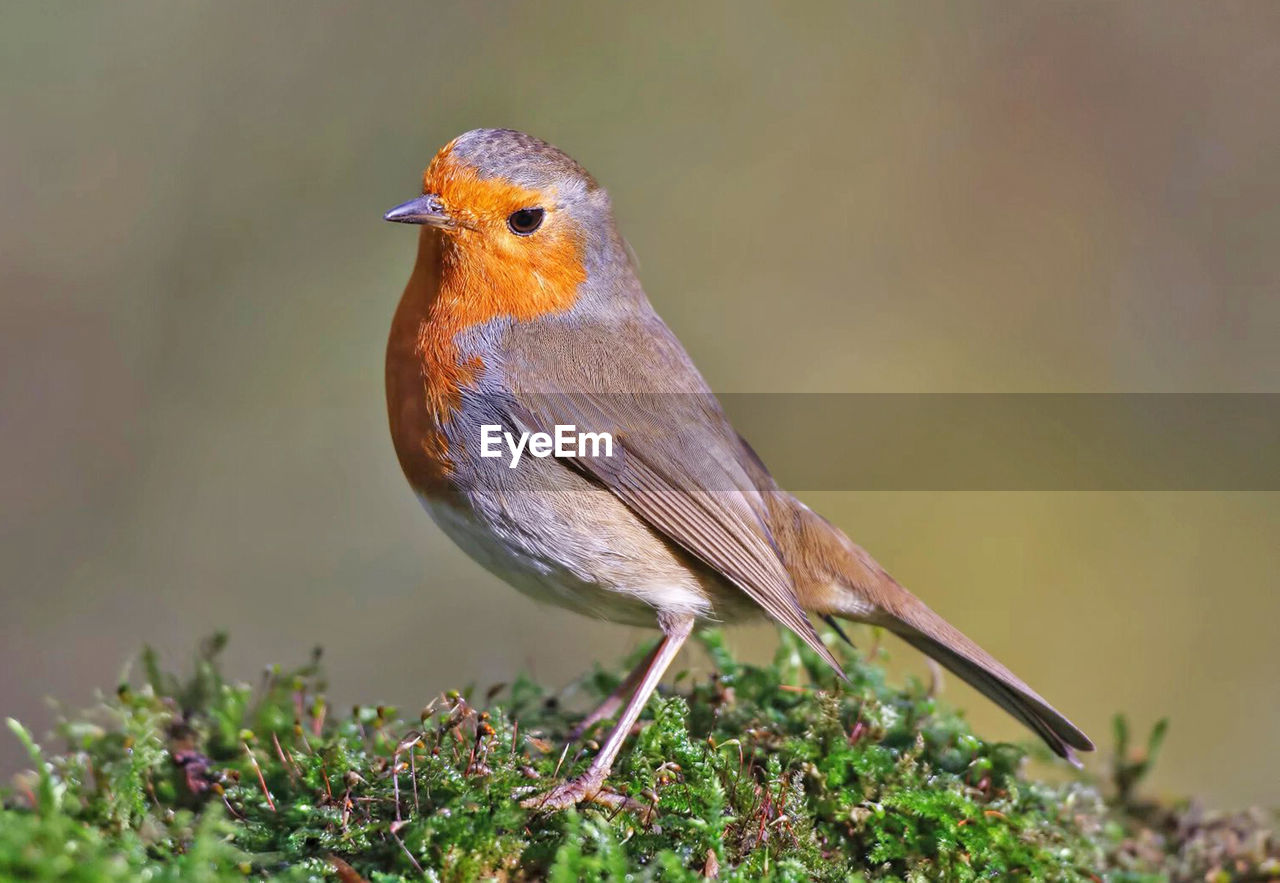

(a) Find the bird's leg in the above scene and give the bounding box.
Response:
[522,615,694,811]
[568,639,662,741]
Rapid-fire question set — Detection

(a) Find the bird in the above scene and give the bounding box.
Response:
[382,128,1093,810]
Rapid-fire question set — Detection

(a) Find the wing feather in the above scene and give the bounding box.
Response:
[506,379,844,677]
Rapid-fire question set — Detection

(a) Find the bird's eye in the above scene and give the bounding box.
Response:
[507,207,544,235]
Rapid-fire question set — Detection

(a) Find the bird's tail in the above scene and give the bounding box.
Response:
[879,596,1094,764]
[771,494,1093,762]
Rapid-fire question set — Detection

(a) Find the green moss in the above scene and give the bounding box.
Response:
[2,631,1275,881]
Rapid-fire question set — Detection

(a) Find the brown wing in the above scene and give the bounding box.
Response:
[501,316,844,677]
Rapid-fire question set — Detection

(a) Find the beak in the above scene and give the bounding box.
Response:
[383,193,451,227]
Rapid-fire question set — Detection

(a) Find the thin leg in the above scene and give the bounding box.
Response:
[522,615,694,811]
[568,639,662,740]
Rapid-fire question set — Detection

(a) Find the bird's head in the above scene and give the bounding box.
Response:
[385,129,623,319]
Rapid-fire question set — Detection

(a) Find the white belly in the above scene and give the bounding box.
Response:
[419,491,723,628]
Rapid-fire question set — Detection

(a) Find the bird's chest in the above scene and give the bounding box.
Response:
[385,341,459,499]
[385,282,503,502]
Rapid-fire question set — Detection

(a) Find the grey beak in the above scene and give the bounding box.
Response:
[383,193,450,226]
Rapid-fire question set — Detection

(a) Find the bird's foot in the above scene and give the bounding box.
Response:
[519,771,650,818]
[520,772,606,811]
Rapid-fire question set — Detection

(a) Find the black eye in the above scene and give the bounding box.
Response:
[507,207,544,235]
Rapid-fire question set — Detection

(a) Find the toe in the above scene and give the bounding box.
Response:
[519,775,603,811]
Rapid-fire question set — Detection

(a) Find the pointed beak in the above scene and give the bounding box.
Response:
[383,193,451,227]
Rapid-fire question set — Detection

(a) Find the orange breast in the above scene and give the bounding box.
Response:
[384,178,587,501]
[386,229,461,499]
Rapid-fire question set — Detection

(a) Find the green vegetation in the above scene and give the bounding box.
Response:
[2,632,1275,881]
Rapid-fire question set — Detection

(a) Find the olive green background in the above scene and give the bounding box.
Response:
[2,3,1277,807]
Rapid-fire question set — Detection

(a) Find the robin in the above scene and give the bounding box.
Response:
[383,128,1093,810]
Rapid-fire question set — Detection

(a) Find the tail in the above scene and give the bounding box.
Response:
[770,494,1094,762]
[884,600,1093,764]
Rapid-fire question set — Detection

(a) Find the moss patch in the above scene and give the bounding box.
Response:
[2,632,1275,881]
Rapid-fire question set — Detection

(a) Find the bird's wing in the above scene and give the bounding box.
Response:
[499,315,844,676]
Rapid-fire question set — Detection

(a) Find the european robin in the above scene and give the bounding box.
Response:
[383,129,1093,810]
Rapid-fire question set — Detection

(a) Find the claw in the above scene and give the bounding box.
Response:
[519,773,605,811]
[519,775,654,820]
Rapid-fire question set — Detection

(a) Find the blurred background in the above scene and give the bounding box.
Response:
[2,2,1277,808]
